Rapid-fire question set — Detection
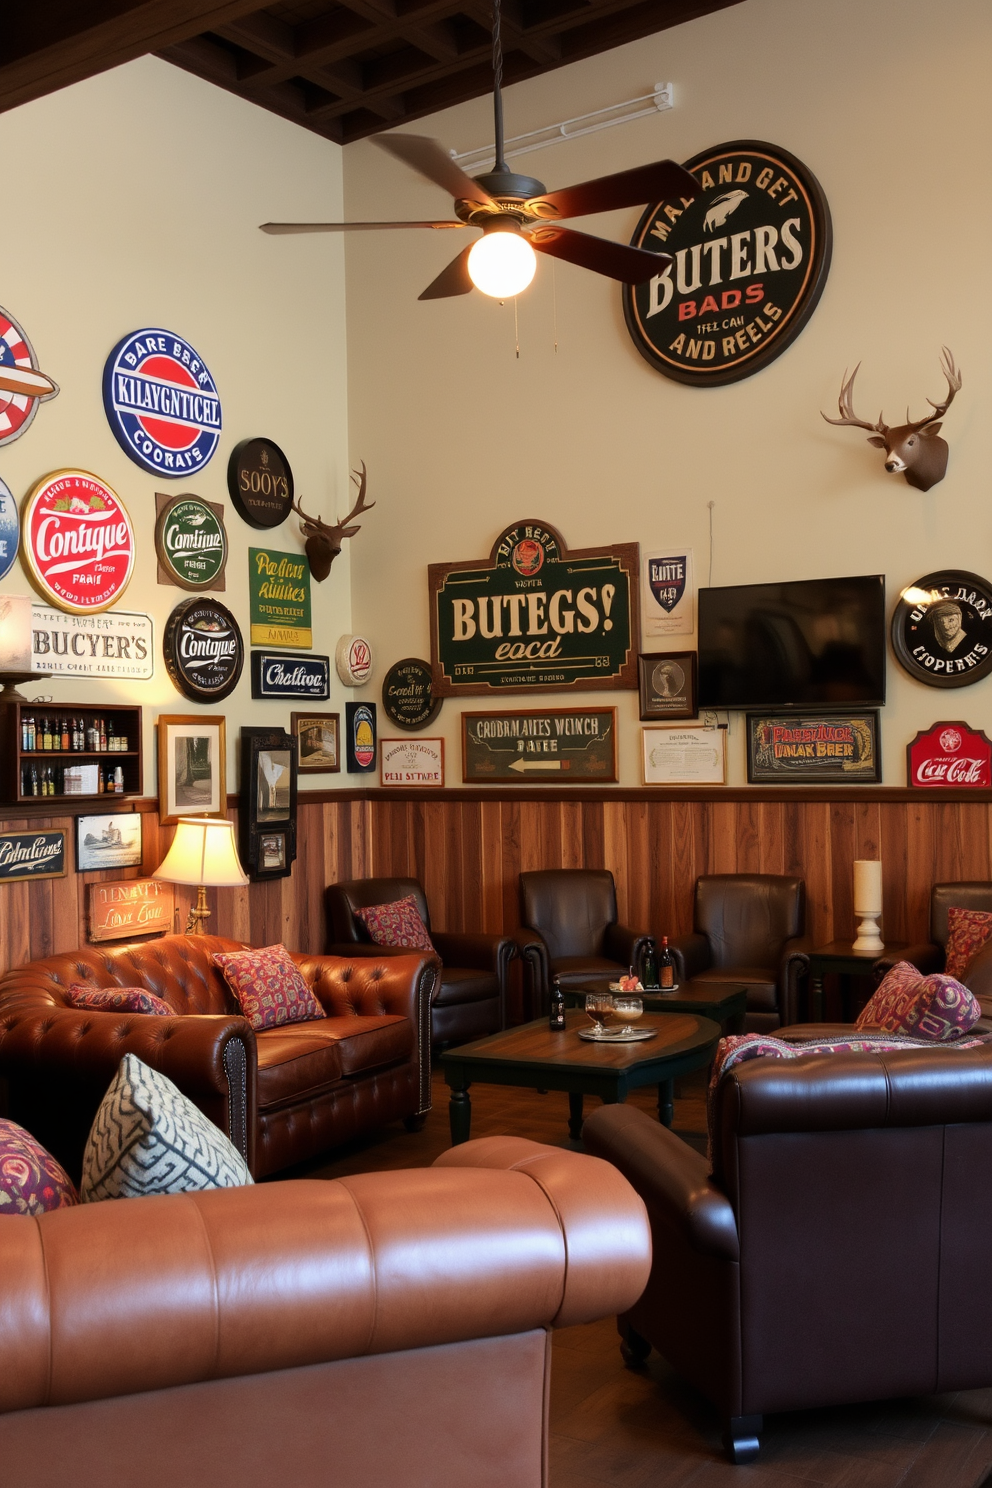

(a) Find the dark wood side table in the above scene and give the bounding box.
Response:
[807,940,909,1021]
[568,977,747,1036]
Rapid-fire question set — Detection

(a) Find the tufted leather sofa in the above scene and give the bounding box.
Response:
[0,1135,651,1488]
[0,934,438,1180]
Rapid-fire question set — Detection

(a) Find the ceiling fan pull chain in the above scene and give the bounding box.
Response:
[514,295,520,360]
[552,259,558,354]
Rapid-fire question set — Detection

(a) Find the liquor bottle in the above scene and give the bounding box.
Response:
[73,717,82,751]
[87,719,98,752]
[642,941,660,989]
[108,719,116,751]
[26,715,35,751]
[113,765,124,794]
[549,976,566,1031]
[42,716,51,751]
[99,718,107,752]
[21,715,29,751]
[61,717,69,751]
[30,765,39,797]
[658,936,676,991]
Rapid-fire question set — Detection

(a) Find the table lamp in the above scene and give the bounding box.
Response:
[152,817,248,934]
[0,594,50,703]
[852,858,884,953]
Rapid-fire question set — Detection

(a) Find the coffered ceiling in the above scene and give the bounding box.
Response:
[3,0,742,146]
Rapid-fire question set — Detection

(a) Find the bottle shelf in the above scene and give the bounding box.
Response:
[0,701,143,805]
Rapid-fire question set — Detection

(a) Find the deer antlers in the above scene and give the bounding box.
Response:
[292,461,375,582]
[821,364,888,436]
[821,350,963,493]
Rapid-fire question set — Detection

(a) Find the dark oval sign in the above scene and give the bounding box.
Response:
[382,657,441,731]
[892,570,992,689]
[164,597,244,702]
[227,437,294,528]
[155,495,227,590]
[624,140,831,386]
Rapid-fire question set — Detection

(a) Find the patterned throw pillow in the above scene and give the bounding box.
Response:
[0,1118,78,1216]
[945,907,992,980]
[355,894,434,953]
[81,1053,252,1202]
[68,984,173,1016]
[856,960,981,1041]
[212,943,324,1032]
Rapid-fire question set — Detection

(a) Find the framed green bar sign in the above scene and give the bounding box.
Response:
[249,548,311,649]
[462,708,617,783]
[429,520,639,696]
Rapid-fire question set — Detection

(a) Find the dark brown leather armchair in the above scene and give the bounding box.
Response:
[517,869,654,1015]
[668,874,810,1031]
[326,877,515,1048]
[585,1041,992,1463]
[874,881,992,988]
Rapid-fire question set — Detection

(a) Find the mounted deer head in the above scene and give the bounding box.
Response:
[822,349,961,492]
[291,461,374,582]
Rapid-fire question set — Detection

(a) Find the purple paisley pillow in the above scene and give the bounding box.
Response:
[856,960,980,1041]
[355,895,434,953]
[68,985,173,1016]
[0,1118,78,1216]
[212,944,325,1032]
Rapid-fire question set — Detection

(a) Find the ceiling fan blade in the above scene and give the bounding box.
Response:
[529,226,671,284]
[260,221,465,233]
[419,245,475,300]
[528,159,699,220]
[374,134,493,208]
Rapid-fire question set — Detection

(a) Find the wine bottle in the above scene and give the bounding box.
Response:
[659,935,676,991]
[642,941,660,989]
[548,975,566,1031]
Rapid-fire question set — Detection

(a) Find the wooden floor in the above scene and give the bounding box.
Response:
[293,1069,992,1488]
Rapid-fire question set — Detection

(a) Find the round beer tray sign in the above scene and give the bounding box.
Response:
[227,437,294,528]
[164,597,244,702]
[0,476,19,581]
[22,469,135,614]
[382,657,441,731]
[0,304,59,447]
[155,495,228,591]
[103,328,221,476]
[623,140,832,386]
[892,570,992,689]
[336,633,373,687]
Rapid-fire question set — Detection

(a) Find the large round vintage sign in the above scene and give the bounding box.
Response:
[103,328,221,476]
[382,657,441,731]
[155,495,228,591]
[227,438,294,528]
[0,477,19,581]
[0,305,59,446]
[892,571,992,689]
[22,470,135,614]
[164,597,244,702]
[624,141,832,386]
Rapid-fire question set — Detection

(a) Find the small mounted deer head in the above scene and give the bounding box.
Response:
[822,348,962,492]
[291,461,374,582]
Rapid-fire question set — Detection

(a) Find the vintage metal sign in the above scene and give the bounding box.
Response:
[747,712,880,784]
[907,722,992,789]
[346,702,376,773]
[382,658,441,731]
[462,708,617,783]
[380,736,444,787]
[103,328,221,475]
[335,634,373,686]
[88,877,175,942]
[32,605,153,679]
[0,477,18,580]
[22,470,135,614]
[0,830,66,883]
[249,547,311,648]
[164,597,244,703]
[227,438,294,528]
[0,304,59,446]
[642,547,693,639]
[155,493,228,591]
[892,570,992,689]
[624,141,831,386]
[251,651,330,700]
[430,520,638,697]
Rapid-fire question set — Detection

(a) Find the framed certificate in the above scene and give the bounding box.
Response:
[642,725,726,785]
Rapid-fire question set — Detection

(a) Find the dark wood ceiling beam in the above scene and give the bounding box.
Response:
[460,0,561,64]
[158,34,346,139]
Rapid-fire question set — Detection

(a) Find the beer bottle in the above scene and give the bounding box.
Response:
[549,976,566,1031]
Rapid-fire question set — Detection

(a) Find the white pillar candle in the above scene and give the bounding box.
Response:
[853,859,882,913]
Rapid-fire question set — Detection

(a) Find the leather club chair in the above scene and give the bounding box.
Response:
[326,877,515,1048]
[668,874,810,1031]
[874,880,992,989]
[584,1039,992,1464]
[517,869,654,1016]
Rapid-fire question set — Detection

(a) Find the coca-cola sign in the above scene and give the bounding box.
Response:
[907,721,992,789]
[163,597,244,702]
[23,469,135,614]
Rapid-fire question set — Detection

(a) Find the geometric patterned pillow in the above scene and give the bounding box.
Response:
[856,960,924,1031]
[68,984,173,1016]
[80,1053,252,1202]
[856,960,981,1041]
[0,1117,78,1216]
[945,907,992,979]
[211,943,325,1032]
[355,894,434,953]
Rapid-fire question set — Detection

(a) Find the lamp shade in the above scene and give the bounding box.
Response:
[153,817,248,888]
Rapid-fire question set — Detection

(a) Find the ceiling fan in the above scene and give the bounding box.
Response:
[260,0,698,301]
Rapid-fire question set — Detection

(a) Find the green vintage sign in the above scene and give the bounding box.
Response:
[155,495,227,590]
[249,547,311,649]
[429,520,639,695]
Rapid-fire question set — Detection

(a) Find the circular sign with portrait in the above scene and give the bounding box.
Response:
[623,140,832,386]
[891,571,992,688]
[382,657,441,731]
[227,437,294,528]
[164,597,244,702]
[22,469,135,613]
[155,495,228,591]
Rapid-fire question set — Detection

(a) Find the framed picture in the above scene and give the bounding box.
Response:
[380,736,445,787]
[291,711,340,773]
[638,651,697,721]
[157,715,227,826]
[258,831,288,873]
[76,813,143,872]
[239,727,298,881]
[746,711,881,784]
[642,725,726,785]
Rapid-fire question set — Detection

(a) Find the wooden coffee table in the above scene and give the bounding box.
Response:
[568,977,748,1035]
[440,1011,721,1144]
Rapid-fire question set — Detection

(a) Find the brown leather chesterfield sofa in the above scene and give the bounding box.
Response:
[0,1135,650,1488]
[0,933,438,1179]
[584,1041,992,1462]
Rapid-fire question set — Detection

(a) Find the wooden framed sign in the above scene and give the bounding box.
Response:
[907,722,992,788]
[891,571,992,689]
[747,711,880,784]
[0,829,66,883]
[430,520,638,696]
[88,878,175,942]
[462,708,617,783]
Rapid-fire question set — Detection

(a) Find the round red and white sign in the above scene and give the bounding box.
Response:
[336,633,373,686]
[23,470,135,614]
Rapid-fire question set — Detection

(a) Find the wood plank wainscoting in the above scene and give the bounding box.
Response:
[2,788,992,984]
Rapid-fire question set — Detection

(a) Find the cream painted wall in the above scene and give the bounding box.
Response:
[0,57,351,798]
[343,0,992,787]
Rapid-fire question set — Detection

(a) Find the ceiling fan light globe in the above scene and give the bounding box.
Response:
[467,231,537,298]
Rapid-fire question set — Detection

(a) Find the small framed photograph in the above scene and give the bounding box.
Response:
[76,813,144,872]
[290,711,340,773]
[746,711,881,785]
[638,651,697,721]
[380,736,445,787]
[239,727,298,881]
[259,831,287,872]
[157,715,227,826]
[642,725,726,785]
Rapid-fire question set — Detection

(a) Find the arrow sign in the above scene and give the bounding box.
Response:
[509,757,562,772]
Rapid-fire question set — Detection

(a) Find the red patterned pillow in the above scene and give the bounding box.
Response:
[68,985,173,1016]
[0,1118,78,1216]
[212,944,325,1032]
[856,960,980,1041]
[945,907,992,980]
[355,895,434,953]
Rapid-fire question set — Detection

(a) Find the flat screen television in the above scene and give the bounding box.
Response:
[697,574,886,710]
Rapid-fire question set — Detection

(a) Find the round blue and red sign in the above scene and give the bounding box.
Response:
[103,328,221,477]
